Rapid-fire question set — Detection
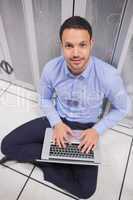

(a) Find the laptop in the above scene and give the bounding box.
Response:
[36,128,101,165]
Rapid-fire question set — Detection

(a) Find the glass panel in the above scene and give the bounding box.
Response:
[0,0,34,85]
[85,0,125,63]
[32,0,61,75]
[120,35,133,126]
[0,45,2,75]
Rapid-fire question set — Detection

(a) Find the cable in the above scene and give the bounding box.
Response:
[0,39,13,75]
[0,60,13,75]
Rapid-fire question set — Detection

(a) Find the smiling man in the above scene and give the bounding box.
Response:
[40,16,130,153]
[50,23,98,153]
[1,16,131,199]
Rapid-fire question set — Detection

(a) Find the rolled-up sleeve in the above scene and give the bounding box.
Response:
[39,66,62,127]
[93,70,132,135]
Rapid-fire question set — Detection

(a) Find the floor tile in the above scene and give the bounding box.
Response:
[0,79,10,93]
[19,179,73,200]
[113,124,133,137]
[6,84,38,102]
[3,161,34,176]
[119,117,133,128]
[31,129,132,200]
[0,165,28,200]
[89,129,132,200]
[121,144,133,200]
[30,166,45,182]
[0,92,42,139]
[0,89,4,95]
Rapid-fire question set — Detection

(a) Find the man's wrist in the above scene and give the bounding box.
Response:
[52,121,63,129]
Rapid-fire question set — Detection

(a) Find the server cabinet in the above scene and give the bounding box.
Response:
[74,0,126,64]
[0,0,35,89]
[116,0,133,128]
[0,0,73,89]
[32,0,73,77]
[74,0,133,126]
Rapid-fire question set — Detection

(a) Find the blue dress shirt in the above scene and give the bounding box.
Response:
[39,56,131,135]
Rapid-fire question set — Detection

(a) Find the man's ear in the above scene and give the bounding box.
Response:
[90,38,94,50]
[60,40,63,48]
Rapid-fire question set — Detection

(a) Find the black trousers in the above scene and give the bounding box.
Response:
[1,117,98,199]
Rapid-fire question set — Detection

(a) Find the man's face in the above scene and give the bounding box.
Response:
[61,28,94,75]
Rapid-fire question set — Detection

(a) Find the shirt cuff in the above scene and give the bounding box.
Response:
[48,115,62,128]
[93,121,107,135]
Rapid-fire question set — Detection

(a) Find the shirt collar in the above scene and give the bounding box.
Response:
[64,56,93,79]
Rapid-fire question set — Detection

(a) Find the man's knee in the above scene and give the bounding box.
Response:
[1,134,13,155]
[78,185,97,199]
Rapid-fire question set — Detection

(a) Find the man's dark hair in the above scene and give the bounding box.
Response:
[59,16,92,41]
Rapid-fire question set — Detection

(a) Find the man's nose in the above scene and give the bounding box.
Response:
[72,47,80,57]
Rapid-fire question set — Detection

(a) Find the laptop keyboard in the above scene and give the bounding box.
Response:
[49,143,94,159]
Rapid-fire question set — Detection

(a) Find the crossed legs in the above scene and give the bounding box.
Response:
[1,117,98,199]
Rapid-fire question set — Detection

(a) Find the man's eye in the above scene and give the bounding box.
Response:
[65,44,73,48]
[80,43,87,48]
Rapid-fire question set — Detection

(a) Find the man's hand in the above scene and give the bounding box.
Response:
[53,122,73,148]
[78,128,99,154]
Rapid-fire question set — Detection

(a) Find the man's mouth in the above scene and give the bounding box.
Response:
[71,59,82,64]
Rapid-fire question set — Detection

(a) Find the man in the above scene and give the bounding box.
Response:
[1,16,131,199]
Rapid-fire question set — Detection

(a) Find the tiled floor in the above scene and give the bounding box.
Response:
[0,79,133,200]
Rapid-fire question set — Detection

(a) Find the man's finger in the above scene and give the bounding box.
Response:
[86,144,94,154]
[91,144,96,151]
[81,141,93,153]
[78,138,88,149]
[56,138,62,148]
[81,144,89,153]
[78,141,85,150]
[80,132,86,140]
[53,138,56,145]
[67,127,73,136]
[59,137,66,148]
[52,134,56,145]
[63,135,69,143]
